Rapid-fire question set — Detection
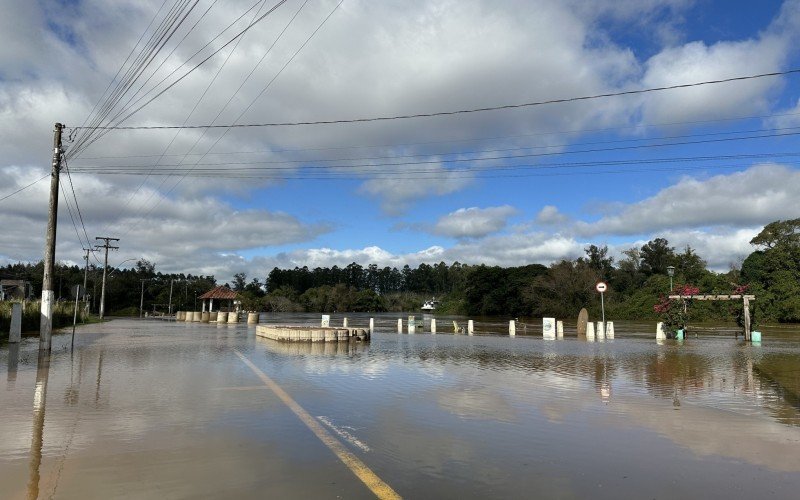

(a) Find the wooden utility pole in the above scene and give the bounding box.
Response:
[95,236,119,319]
[39,123,64,351]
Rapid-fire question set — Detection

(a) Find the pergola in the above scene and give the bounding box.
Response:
[198,286,240,313]
[668,294,756,340]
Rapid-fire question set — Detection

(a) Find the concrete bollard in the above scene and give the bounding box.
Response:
[228,312,239,324]
[217,312,228,323]
[556,320,564,338]
[606,322,615,339]
[586,322,596,341]
[9,303,22,343]
[430,318,436,334]
[596,321,605,340]
[369,318,374,334]
[247,312,259,324]
[408,316,416,334]
[343,317,348,328]
[201,312,210,323]
[509,320,516,336]
[543,317,556,339]
[468,320,474,335]
[176,311,183,321]
[397,318,403,333]
[321,314,330,327]
[210,312,218,322]
[656,322,666,340]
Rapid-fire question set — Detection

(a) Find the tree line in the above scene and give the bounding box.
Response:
[2,219,798,324]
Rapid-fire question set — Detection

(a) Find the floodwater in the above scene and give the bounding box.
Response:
[1,314,799,499]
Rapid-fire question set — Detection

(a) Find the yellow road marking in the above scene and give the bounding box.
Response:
[234,351,402,500]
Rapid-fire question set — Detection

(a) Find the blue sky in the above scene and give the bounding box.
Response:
[1,0,800,281]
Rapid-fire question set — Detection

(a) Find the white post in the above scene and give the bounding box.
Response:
[9,303,22,343]
[543,318,556,339]
[586,322,596,341]
[509,320,516,336]
[596,321,605,340]
[408,315,416,334]
[397,318,402,333]
[556,320,564,338]
[369,317,374,333]
[467,320,474,335]
[606,321,615,339]
[343,317,348,328]
[430,318,436,334]
[656,322,666,340]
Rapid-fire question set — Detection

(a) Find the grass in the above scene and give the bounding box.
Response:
[0,300,89,334]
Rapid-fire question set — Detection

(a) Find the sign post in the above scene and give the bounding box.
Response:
[596,282,607,328]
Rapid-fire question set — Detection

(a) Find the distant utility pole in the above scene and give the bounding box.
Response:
[168,279,174,315]
[39,123,64,352]
[82,248,94,303]
[95,236,119,320]
[140,279,148,318]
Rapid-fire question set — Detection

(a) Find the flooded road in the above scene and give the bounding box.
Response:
[1,315,799,498]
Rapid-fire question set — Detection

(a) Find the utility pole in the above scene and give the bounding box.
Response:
[139,279,147,318]
[40,123,64,351]
[168,279,174,315]
[82,248,92,298]
[95,236,119,320]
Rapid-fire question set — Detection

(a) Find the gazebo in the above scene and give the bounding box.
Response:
[198,286,240,313]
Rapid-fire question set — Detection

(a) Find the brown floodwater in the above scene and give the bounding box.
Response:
[1,313,799,499]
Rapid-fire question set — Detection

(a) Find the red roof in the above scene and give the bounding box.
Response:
[198,286,238,300]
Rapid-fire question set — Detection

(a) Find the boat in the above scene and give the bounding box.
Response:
[421,298,439,311]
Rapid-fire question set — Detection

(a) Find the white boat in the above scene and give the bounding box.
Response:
[421,298,438,311]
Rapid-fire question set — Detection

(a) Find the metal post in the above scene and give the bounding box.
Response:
[39,123,63,351]
[600,291,605,327]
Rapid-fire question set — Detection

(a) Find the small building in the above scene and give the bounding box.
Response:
[0,280,33,301]
[198,286,240,313]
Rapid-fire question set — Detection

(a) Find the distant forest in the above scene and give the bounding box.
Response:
[2,219,799,324]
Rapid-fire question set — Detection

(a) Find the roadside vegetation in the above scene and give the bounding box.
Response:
[2,219,799,325]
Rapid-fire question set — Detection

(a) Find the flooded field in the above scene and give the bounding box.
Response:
[1,314,799,498]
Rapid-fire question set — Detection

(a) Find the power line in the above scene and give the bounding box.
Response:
[63,158,93,249]
[68,129,800,173]
[67,67,800,132]
[0,174,50,203]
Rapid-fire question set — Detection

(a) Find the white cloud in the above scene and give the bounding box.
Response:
[430,205,517,239]
[534,205,571,226]
[574,164,800,237]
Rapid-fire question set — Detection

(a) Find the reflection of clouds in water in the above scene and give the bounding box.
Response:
[436,385,517,423]
[611,395,800,472]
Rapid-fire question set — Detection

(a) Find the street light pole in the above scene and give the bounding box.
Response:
[667,265,675,292]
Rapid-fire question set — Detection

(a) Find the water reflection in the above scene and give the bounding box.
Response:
[28,350,50,500]
[7,343,19,388]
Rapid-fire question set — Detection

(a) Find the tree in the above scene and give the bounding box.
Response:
[674,245,707,283]
[640,238,675,276]
[584,244,613,279]
[749,218,800,249]
[232,272,247,292]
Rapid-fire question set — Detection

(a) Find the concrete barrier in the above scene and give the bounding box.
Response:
[586,322,596,342]
[543,317,556,339]
[468,320,474,335]
[217,312,228,323]
[369,318,374,333]
[509,320,516,337]
[556,320,564,338]
[9,303,22,343]
[408,316,416,334]
[606,321,615,339]
[397,318,402,333]
[256,325,370,343]
[321,315,330,327]
[596,321,605,341]
[430,318,436,334]
[201,312,210,323]
[209,312,218,322]
[228,312,239,324]
[247,312,259,324]
[656,322,666,340]
[343,317,348,328]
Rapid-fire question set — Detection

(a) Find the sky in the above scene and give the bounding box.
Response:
[1,0,800,284]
